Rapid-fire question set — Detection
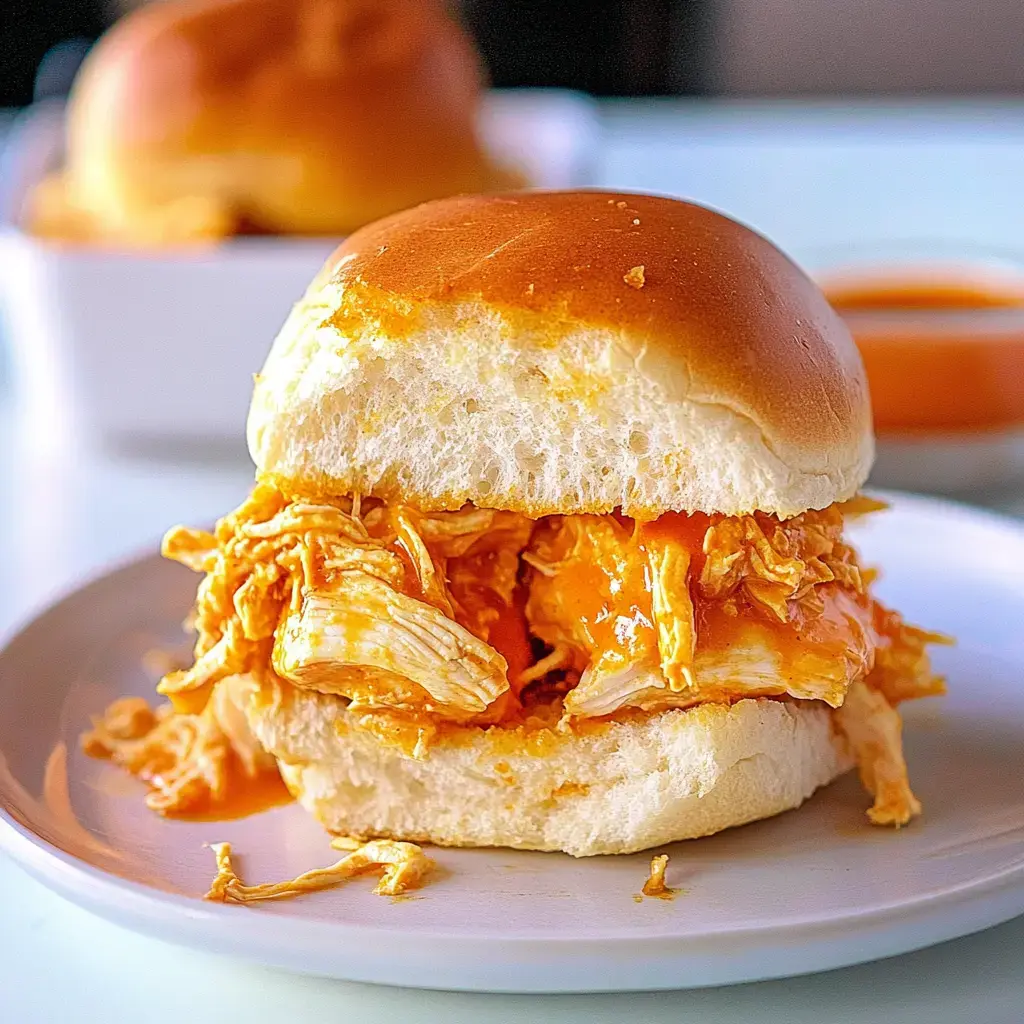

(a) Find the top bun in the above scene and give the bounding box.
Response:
[248,191,873,519]
[33,0,503,243]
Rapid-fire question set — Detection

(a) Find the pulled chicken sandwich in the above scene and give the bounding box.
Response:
[87,191,946,858]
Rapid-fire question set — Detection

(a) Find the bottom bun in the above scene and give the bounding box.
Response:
[227,678,854,857]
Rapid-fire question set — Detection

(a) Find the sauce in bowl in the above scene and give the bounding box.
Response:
[823,271,1024,436]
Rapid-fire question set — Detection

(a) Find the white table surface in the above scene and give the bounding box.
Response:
[3,99,1024,1022]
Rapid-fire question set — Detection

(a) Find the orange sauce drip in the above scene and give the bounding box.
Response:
[695,586,868,685]
[826,277,1024,433]
[557,527,657,666]
[641,510,712,568]
[539,510,867,676]
[486,588,534,690]
[542,512,710,666]
[167,766,293,823]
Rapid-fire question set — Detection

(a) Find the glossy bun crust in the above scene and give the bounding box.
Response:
[249,191,874,518]
[34,0,503,242]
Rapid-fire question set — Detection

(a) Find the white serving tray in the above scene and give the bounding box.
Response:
[0,91,600,450]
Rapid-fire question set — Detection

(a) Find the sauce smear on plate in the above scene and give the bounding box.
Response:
[168,766,294,823]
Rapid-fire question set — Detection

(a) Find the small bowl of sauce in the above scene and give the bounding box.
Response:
[814,248,1024,494]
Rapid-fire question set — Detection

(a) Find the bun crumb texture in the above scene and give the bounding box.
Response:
[249,191,873,519]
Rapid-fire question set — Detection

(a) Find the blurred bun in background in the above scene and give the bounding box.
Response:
[30,0,511,244]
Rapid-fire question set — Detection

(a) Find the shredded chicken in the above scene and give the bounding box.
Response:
[646,534,696,691]
[699,507,865,624]
[527,509,886,718]
[85,486,943,832]
[158,488,533,721]
[641,854,676,898]
[867,605,949,705]
[276,575,510,714]
[518,506,943,824]
[393,509,456,615]
[834,679,923,826]
[526,515,662,714]
[81,680,275,814]
[524,506,940,720]
[204,838,433,902]
[405,507,535,680]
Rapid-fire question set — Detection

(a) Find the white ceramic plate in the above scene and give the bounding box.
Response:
[1,494,1023,993]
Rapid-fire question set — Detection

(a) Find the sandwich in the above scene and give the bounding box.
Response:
[30,0,510,244]
[86,191,945,867]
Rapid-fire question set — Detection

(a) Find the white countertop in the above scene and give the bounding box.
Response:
[3,99,1024,1022]
[598,98,1024,263]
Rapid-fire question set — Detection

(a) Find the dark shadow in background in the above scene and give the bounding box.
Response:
[0,0,106,105]
[0,0,712,106]
[460,0,712,95]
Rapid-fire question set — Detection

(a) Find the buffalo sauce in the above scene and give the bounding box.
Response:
[168,764,294,823]
[825,275,1024,434]
[540,518,660,667]
[694,585,869,685]
[485,588,534,690]
[531,510,810,672]
[548,510,871,688]
[640,510,712,563]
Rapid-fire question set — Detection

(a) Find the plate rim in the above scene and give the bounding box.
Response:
[4,790,1024,941]
[4,804,1024,992]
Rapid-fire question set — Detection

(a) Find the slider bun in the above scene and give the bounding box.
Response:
[46,0,502,242]
[249,191,873,519]
[228,677,853,856]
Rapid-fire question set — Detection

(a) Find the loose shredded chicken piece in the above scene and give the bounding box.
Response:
[83,701,229,812]
[641,854,676,898]
[867,605,950,705]
[81,680,275,814]
[161,526,218,572]
[157,620,257,712]
[204,838,434,903]
[834,679,922,826]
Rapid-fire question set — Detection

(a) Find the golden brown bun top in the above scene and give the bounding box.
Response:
[249,191,872,519]
[42,0,504,242]
[323,190,872,469]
